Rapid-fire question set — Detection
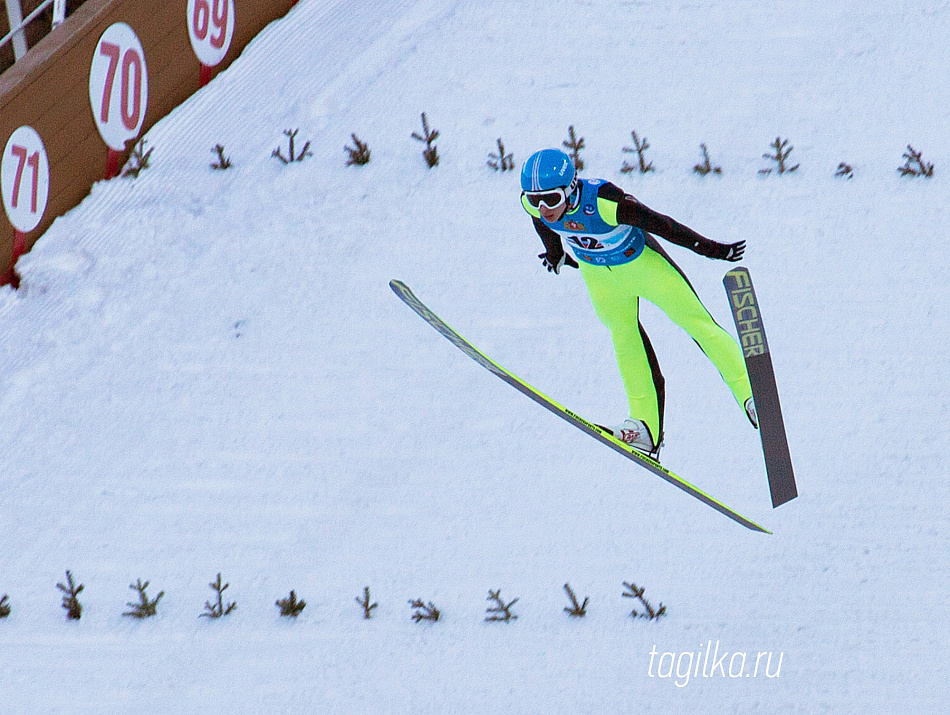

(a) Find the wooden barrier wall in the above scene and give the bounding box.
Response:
[0,0,298,285]
[1,2,89,73]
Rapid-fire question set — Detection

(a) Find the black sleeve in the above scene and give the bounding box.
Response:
[609,186,737,260]
[532,216,565,260]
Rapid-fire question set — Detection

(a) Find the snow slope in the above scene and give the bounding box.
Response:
[1,0,949,711]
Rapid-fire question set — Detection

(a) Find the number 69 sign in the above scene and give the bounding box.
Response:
[188,0,235,68]
[89,23,149,151]
[2,126,50,234]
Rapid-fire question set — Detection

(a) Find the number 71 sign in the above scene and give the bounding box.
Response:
[2,126,50,234]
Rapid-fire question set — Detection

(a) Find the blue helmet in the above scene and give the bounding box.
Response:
[521,149,576,192]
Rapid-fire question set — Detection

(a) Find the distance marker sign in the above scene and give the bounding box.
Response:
[89,22,149,152]
[188,0,235,85]
[2,126,50,234]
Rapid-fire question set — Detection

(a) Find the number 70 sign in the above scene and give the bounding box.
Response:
[89,23,148,152]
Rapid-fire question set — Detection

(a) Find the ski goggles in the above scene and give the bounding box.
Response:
[523,187,568,210]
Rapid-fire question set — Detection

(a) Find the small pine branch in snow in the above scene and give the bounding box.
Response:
[621,130,655,174]
[123,579,164,619]
[345,134,372,166]
[57,571,84,621]
[200,573,236,619]
[487,138,514,172]
[562,125,585,171]
[485,589,519,622]
[759,136,799,175]
[210,144,232,170]
[897,145,933,177]
[122,139,153,178]
[693,143,722,176]
[836,162,854,179]
[622,581,666,621]
[562,583,589,618]
[412,113,440,168]
[276,590,307,617]
[0,594,10,618]
[272,129,312,164]
[356,586,378,619]
[409,599,441,623]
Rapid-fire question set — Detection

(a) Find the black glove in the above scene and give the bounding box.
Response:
[538,250,579,274]
[712,240,746,262]
[724,241,746,262]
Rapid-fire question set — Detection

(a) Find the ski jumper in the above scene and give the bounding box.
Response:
[523,179,752,445]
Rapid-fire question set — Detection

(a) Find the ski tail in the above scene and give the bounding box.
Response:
[391,279,770,534]
[723,267,797,507]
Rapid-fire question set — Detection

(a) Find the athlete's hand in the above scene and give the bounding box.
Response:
[538,251,579,274]
[721,240,746,262]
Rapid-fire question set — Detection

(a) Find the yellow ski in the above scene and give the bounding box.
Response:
[391,280,770,534]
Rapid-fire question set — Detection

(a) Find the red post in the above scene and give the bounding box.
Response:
[2,230,26,288]
[105,148,122,179]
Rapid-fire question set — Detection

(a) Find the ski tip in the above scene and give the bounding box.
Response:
[390,279,415,300]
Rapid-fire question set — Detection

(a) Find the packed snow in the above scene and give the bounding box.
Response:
[1,0,949,711]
